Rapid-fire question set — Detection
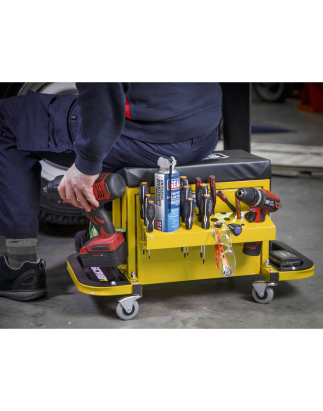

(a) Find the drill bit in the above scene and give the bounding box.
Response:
[143,230,145,255]
[203,245,206,264]
[184,247,186,257]
[200,246,203,258]
[187,247,189,257]
[149,250,150,259]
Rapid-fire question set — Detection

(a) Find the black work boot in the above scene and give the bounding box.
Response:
[0,254,47,301]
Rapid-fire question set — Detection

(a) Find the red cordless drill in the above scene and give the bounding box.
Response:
[236,187,281,223]
[236,187,281,256]
[44,173,127,267]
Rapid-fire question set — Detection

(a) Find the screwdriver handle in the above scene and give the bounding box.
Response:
[201,194,212,229]
[180,176,189,189]
[181,185,192,222]
[144,194,154,226]
[197,184,208,222]
[139,182,151,219]
[209,175,216,215]
[146,201,156,233]
[185,198,194,230]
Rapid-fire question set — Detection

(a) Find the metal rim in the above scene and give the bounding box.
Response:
[17,82,77,96]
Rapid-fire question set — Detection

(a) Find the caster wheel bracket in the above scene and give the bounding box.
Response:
[117,294,142,314]
[252,280,278,297]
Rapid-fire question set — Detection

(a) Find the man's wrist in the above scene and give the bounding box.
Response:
[75,152,103,175]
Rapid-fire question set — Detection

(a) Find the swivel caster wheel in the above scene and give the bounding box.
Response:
[116,295,141,320]
[252,287,274,304]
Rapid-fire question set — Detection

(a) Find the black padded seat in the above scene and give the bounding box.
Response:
[117,150,271,188]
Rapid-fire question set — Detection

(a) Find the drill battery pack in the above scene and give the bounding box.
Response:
[269,249,302,271]
[80,232,128,268]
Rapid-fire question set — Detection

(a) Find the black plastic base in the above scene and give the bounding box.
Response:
[68,252,130,288]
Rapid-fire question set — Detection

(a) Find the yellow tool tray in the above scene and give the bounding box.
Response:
[139,209,276,250]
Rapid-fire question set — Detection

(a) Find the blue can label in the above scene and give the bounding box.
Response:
[155,172,180,232]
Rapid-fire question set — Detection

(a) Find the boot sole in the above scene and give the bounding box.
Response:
[0,288,48,302]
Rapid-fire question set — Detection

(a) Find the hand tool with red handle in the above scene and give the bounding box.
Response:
[196,183,208,222]
[216,191,236,213]
[209,175,216,215]
[236,187,281,256]
[44,173,127,267]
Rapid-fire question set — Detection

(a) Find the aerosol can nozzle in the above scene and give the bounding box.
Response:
[157,156,177,169]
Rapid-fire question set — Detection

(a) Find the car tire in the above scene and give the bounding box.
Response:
[253,83,292,102]
[0,82,87,225]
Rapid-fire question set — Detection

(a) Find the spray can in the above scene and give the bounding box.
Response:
[154,156,180,232]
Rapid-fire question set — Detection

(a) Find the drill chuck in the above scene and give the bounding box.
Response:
[236,187,262,207]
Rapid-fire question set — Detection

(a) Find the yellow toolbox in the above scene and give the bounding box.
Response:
[67,150,315,320]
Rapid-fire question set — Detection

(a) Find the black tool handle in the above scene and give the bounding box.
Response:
[180,176,189,189]
[146,201,156,233]
[139,182,151,219]
[201,194,212,229]
[197,184,208,222]
[181,186,192,222]
[185,198,194,230]
[209,175,216,214]
[85,204,115,236]
[216,191,236,213]
[144,194,154,225]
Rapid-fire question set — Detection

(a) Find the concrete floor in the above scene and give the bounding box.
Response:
[0,96,322,328]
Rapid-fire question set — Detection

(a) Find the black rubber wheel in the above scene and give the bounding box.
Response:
[253,83,292,102]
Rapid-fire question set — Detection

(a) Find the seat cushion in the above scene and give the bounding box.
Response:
[116,150,271,187]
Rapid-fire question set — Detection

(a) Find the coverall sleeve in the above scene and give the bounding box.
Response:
[74,82,131,175]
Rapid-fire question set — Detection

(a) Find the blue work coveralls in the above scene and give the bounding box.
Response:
[0,91,219,238]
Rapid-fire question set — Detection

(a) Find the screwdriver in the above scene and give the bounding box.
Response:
[180,176,189,189]
[184,198,194,230]
[201,194,212,229]
[216,191,236,213]
[197,184,208,222]
[146,200,156,259]
[144,194,154,225]
[209,175,216,215]
[181,185,192,223]
[139,182,151,219]
[195,177,202,191]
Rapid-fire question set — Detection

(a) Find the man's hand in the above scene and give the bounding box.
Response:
[58,163,100,212]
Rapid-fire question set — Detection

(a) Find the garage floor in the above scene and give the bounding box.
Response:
[0,95,322,329]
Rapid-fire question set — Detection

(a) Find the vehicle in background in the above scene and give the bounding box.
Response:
[253,83,303,102]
